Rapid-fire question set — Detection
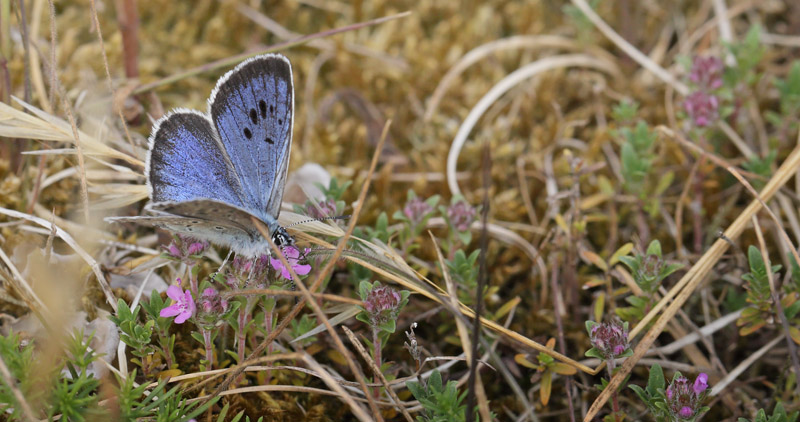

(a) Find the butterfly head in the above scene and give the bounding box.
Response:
[271,226,294,248]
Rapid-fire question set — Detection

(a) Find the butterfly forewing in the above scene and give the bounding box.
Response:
[209,54,294,219]
[147,110,246,206]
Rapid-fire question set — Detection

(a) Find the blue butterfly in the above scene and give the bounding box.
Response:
[108,54,295,256]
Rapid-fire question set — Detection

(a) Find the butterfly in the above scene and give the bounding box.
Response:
[107,54,295,257]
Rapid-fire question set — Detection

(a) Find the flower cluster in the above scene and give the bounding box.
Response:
[689,56,723,90]
[447,200,477,232]
[683,91,719,128]
[162,235,209,263]
[666,373,709,420]
[306,198,338,219]
[588,321,630,360]
[683,55,724,128]
[226,254,271,289]
[195,288,228,328]
[403,196,434,226]
[360,282,406,327]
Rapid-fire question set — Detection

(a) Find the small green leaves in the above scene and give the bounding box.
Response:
[738,403,799,422]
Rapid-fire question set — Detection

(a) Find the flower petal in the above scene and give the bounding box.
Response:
[293,264,312,276]
[160,305,181,318]
[166,285,183,301]
[174,312,191,324]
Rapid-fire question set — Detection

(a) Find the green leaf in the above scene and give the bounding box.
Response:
[646,364,665,394]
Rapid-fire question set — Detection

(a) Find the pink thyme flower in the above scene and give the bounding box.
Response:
[270,246,312,280]
[589,321,629,360]
[689,56,724,91]
[227,254,271,289]
[160,284,195,324]
[363,284,403,325]
[306,198,338,219]
[447,200,477,232]
[665,372,709,420]
[693,372,709,394]
[684,91,719,127]
[162,235,209,263]
[403,196,433,225]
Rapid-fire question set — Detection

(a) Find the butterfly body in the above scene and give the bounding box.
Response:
[108,54,295,256]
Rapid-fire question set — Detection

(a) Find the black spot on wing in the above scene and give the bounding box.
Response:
[249,108,258,124]
[259,100,267,118]
[243,128,252,139]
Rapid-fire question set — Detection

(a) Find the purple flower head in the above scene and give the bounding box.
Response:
[403,196,433,225]
[162,235,209,263]
[160,283,195,324]
[684,91,719,127]
[589,321,629,360]
[447,200,477,232]
[665,373,709,420]
[270,246,312,281]
[196,287,228,328]
[199,288,228,314]
[363,284,403,325]
[689,56,724,91]
[306,198,338,220]
[227,254,271,289]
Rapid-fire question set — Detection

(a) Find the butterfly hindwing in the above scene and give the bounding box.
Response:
[147,110,245,207]
[209,54,293,218]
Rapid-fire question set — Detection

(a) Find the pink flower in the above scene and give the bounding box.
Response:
[403,197,433,225]
[589,321,629,359]
[689,56,724,90]
[447,200,477,232]
[160,285,195,324]
[684,91,719,127]
[679,406,694,418]
[270,246,312,280]
[693,372,708,394]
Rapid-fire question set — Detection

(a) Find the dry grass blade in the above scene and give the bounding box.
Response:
[584,137,800,421]
[431,234,491,422]
[342,326,414,422]
[0,206,117,311]
[447,54,620,197]
[0,98,141,166]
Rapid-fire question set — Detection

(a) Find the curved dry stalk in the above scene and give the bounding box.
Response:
[424,35,616,121]
[569,0,689,95]
[446,54,620,198]
[583,137,800,421]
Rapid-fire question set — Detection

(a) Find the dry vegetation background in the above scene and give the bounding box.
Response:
[1,0,800,421]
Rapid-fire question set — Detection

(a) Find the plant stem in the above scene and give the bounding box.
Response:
[202,329,213,369]
[607,361,621,422]
[187,263,198,297]
[262,298,275,384]
[372,327,382,398]
[237,305,248,363]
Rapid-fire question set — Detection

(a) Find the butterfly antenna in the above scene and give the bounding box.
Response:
[285,215,351,229]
